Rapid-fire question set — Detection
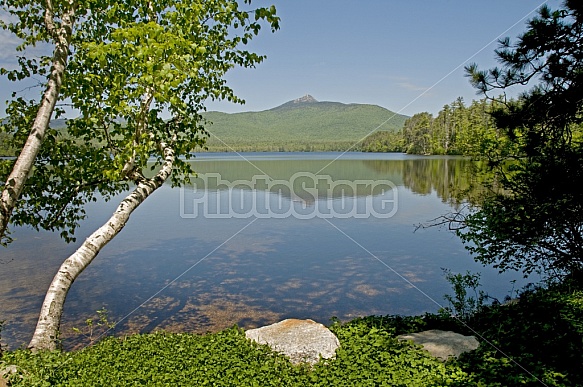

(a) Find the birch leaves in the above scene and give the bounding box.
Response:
[1,0,279,242]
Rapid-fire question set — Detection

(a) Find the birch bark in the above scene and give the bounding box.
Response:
[28,145,175,351]
[0,1,77,241]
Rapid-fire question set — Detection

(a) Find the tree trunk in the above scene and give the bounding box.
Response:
[28,148,175,351]
[0,3,76,241]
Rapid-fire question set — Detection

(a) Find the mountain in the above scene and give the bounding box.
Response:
[201,95,408,151]
[2,95,408,153]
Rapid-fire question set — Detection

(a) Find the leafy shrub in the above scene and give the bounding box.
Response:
[71,307,116,347]
[453,281,583,386]
[441,269,487,321]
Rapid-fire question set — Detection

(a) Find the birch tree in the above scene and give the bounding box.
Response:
[0,0,83,244]
[13,0,279,351]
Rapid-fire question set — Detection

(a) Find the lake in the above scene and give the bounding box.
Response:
[0,152,530,350]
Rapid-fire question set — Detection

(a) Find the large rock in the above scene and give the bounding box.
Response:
[397,330,479,361]
[245,319,340,365]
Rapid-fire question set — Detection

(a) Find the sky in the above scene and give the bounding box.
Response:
[0,0,562,118]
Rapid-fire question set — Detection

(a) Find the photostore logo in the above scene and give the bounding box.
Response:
[180,172,398,219]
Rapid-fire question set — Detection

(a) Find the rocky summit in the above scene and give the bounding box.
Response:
[291,94,318,104]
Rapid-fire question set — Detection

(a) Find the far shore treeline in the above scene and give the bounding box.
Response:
[361,97,508,156]
[1,96,508,156]
[200,96,508,154]
[2,95,580,156]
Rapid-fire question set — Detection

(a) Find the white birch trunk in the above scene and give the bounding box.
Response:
[0,2,76,240]
[28,147,175,351]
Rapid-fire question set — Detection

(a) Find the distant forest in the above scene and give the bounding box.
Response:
[2,97,541,156]
[361,97,506,156]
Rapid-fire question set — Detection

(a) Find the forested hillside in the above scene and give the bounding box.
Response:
[201,95,408,151]
[361,97,506,156]
[2,96,514,156]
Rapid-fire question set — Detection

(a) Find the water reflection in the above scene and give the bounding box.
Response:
[362,157,484,205]
[0,153,523,350]
[185,154,483,205]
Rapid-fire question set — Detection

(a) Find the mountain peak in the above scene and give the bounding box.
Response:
[292,94,318,104]
[271,94,320,111]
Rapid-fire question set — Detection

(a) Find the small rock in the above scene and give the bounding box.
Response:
[397,329,479,361]
[0,365,19,387]
[245,319,340,365]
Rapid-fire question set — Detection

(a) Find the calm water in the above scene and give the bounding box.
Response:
[0,153,529,350]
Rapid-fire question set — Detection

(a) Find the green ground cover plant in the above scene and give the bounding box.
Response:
[1,280,581,386]
[0,321,464,386]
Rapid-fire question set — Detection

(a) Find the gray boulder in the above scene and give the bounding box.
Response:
[245,319,340,365]
[397,329,479,361]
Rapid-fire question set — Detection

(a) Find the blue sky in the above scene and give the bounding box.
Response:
[203,0,560,116]
[0,0,561,117]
